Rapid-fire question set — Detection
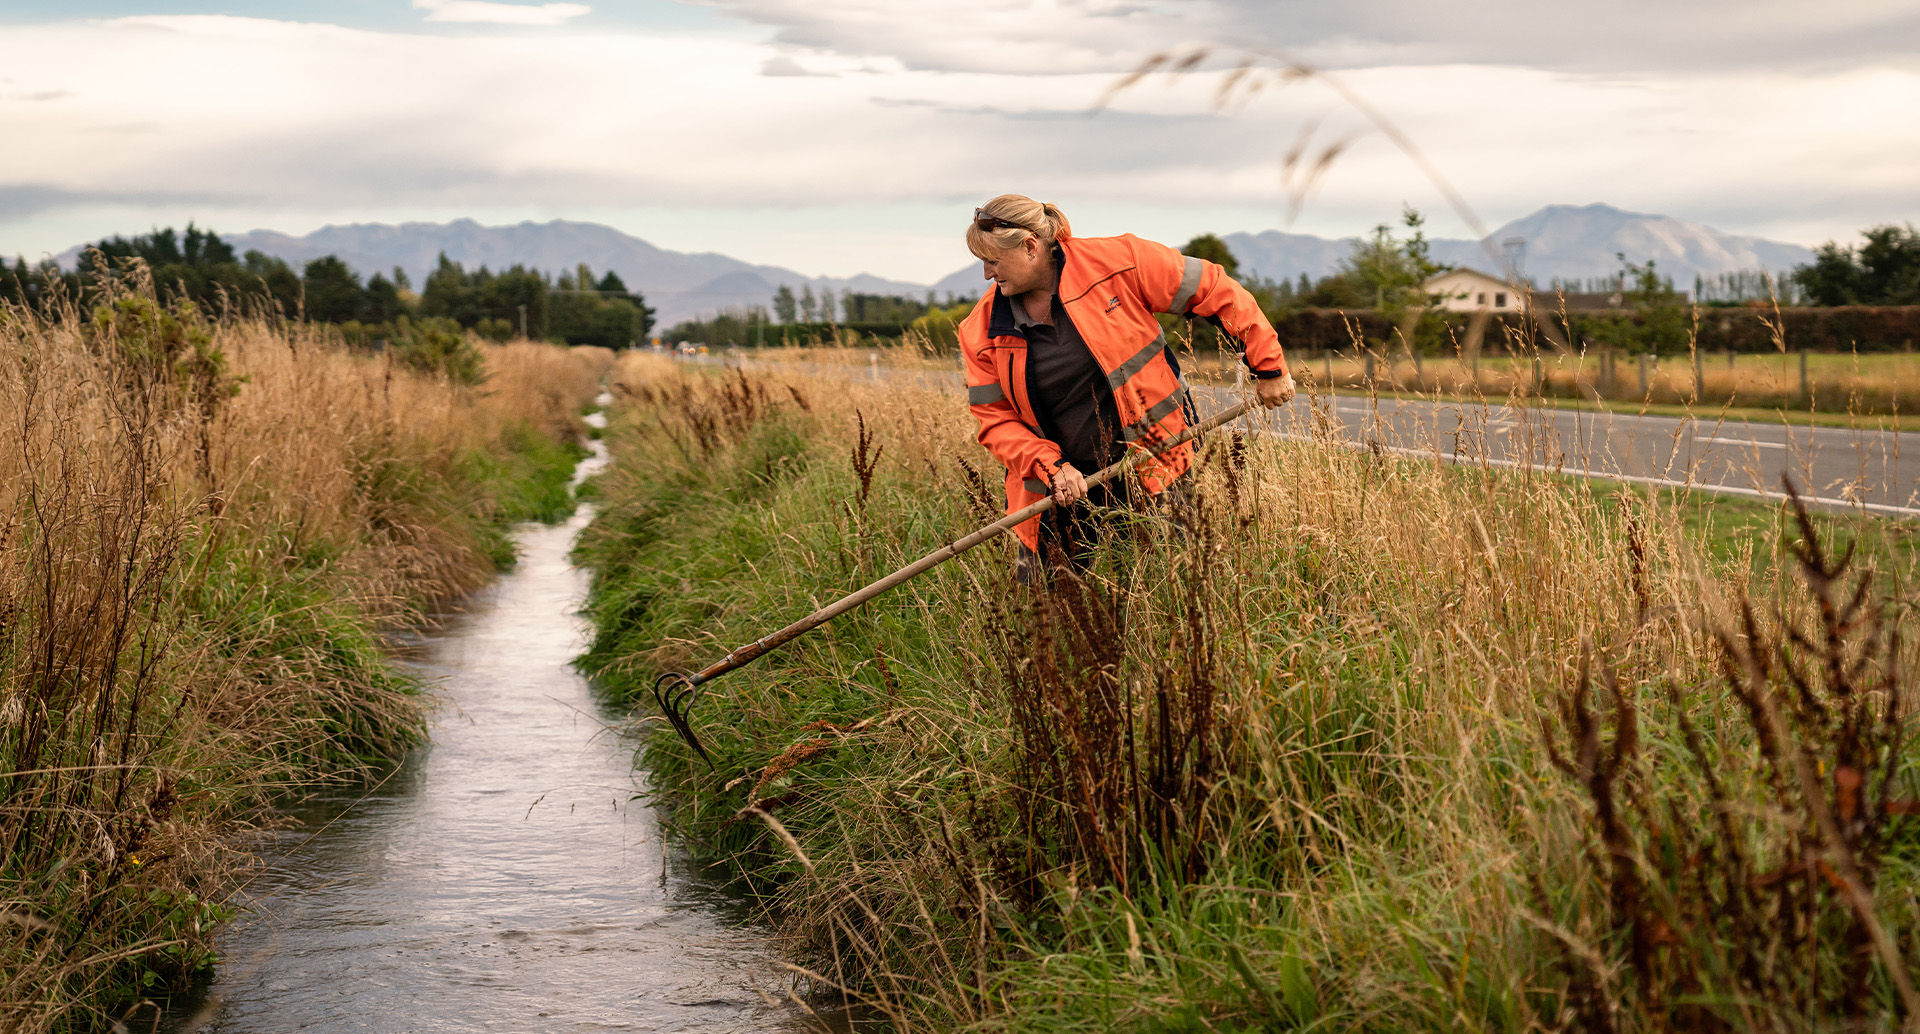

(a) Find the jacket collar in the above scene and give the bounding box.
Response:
[987,288,1026,340]
[986,241,1069,340]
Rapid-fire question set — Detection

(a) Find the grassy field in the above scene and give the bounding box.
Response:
[0,289,611,1031]
[580,352,1920,1032]
[1194,348,1920,428]
[720,328,1920,430]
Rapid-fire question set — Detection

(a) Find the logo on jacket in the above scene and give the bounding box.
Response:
[1104,295,1121,313]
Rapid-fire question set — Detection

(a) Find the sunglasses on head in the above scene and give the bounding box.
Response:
[973,208,1035,234]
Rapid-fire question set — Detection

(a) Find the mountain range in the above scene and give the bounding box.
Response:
[1223,203,1816,289]
[51,203,1817,327]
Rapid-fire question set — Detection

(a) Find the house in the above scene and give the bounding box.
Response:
[1423,267,1691,313]
[1424,267,1523,313]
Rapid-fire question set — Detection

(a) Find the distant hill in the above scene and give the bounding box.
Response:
[49,205,1815,327]
[928,265,981,299]
[57,218,939,329]
[1222,204,1816,287]
[1481,204,1816,284]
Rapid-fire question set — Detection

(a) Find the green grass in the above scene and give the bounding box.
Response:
[579,362,1920,1032]
[3,395,596,1026]
[457,421,591,568]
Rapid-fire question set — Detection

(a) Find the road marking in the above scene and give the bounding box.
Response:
[1221,417,1920,518]
[1696,436,1787,449]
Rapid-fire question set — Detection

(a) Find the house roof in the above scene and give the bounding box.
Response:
[1423,267,1513,290]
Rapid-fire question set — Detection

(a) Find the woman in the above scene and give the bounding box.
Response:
[959,194,1295,575]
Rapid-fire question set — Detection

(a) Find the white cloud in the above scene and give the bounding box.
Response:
[709,0,1920,75]
[412,1,591,26]
[0,12,1917,280]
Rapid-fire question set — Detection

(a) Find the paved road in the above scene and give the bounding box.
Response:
[1194,383,1920,516]
[702,354,1920,517]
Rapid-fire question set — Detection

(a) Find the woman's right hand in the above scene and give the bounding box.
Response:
[1050,462,1087,505]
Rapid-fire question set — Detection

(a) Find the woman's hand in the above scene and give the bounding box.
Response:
[1050,462,1087,505]
[1256,373,1296,408]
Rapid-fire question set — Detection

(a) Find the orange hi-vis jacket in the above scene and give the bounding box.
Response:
[961,233,1290,552]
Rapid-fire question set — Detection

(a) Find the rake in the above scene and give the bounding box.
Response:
[652,395,1260,767]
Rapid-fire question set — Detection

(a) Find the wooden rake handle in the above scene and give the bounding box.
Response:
[677,395,1258,693]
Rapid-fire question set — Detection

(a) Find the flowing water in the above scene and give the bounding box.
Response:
[164,425,800,1033]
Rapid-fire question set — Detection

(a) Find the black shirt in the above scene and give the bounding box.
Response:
[1013,293,1123,474]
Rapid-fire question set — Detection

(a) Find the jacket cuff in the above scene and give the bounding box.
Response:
[1250,367,1287,380]
[1030,453,1063,483]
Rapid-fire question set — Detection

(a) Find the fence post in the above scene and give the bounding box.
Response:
[1692,349,1703,403]
[1800,349,1810,403]
[1364,350,1375,386]
[1324,351,1334,389]
[1639,353,1652,396]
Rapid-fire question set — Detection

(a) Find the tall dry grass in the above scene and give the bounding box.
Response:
[1249,345,1920,419]
[582,352,1919,1031]
[0,282,611,1031]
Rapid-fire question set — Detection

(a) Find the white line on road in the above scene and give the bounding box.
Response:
[1696,436,1787,449]
[1232,421,1920,518]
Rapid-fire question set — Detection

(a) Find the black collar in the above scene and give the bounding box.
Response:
[987,288,1027,340]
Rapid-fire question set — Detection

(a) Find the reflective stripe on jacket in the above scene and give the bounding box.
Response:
[960,233,1289,552]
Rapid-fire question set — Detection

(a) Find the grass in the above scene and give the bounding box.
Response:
[0,285,612,1032]
[580,352,1920,1032]
[1242,349,1920,430]
[719,331,1920,430]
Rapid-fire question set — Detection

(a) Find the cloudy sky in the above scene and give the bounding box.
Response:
[2,1,1917,283]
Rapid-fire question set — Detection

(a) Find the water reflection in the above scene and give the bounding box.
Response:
[165,440,798,1033]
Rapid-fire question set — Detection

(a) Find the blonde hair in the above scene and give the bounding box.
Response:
[965,194,1072,259]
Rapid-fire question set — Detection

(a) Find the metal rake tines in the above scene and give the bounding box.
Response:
[651,670,714,769]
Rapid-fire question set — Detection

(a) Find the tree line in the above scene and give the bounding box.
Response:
[0,224,656,349]
[1794,224,1920,306]
[664,287,968,345]
[767,284,949,325]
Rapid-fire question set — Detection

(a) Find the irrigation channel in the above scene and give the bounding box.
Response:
[160,401,804,1034]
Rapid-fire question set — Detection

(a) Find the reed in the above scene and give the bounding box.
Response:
[581,352,1919,1031]
[0,282,611,1031]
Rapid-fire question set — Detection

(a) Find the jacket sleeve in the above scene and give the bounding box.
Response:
[1127,235,1290,380]
[960,306,1064,486]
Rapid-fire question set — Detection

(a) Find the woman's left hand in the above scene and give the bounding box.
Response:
[1255,373,1295,408]
[1050,463,1087,505]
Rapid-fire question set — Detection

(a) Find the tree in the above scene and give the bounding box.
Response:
[482,265,549,339]
[78,224,283,315]
[1793,223,1920,306]
[839,292,930,323]
[1795,243,1857,306]
[590,268,655,341]
[243,250,301,318]
[800,285,818,322]
[1856,224,1920,304]
[302,255,367,324]
[365,273,406,324]
[773,284,797,323]
[549,263,651,348]
[420,253,481,324]
[1180,234,1240,279]
[1616,253,1687,353]
[1338,206,1446,314]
